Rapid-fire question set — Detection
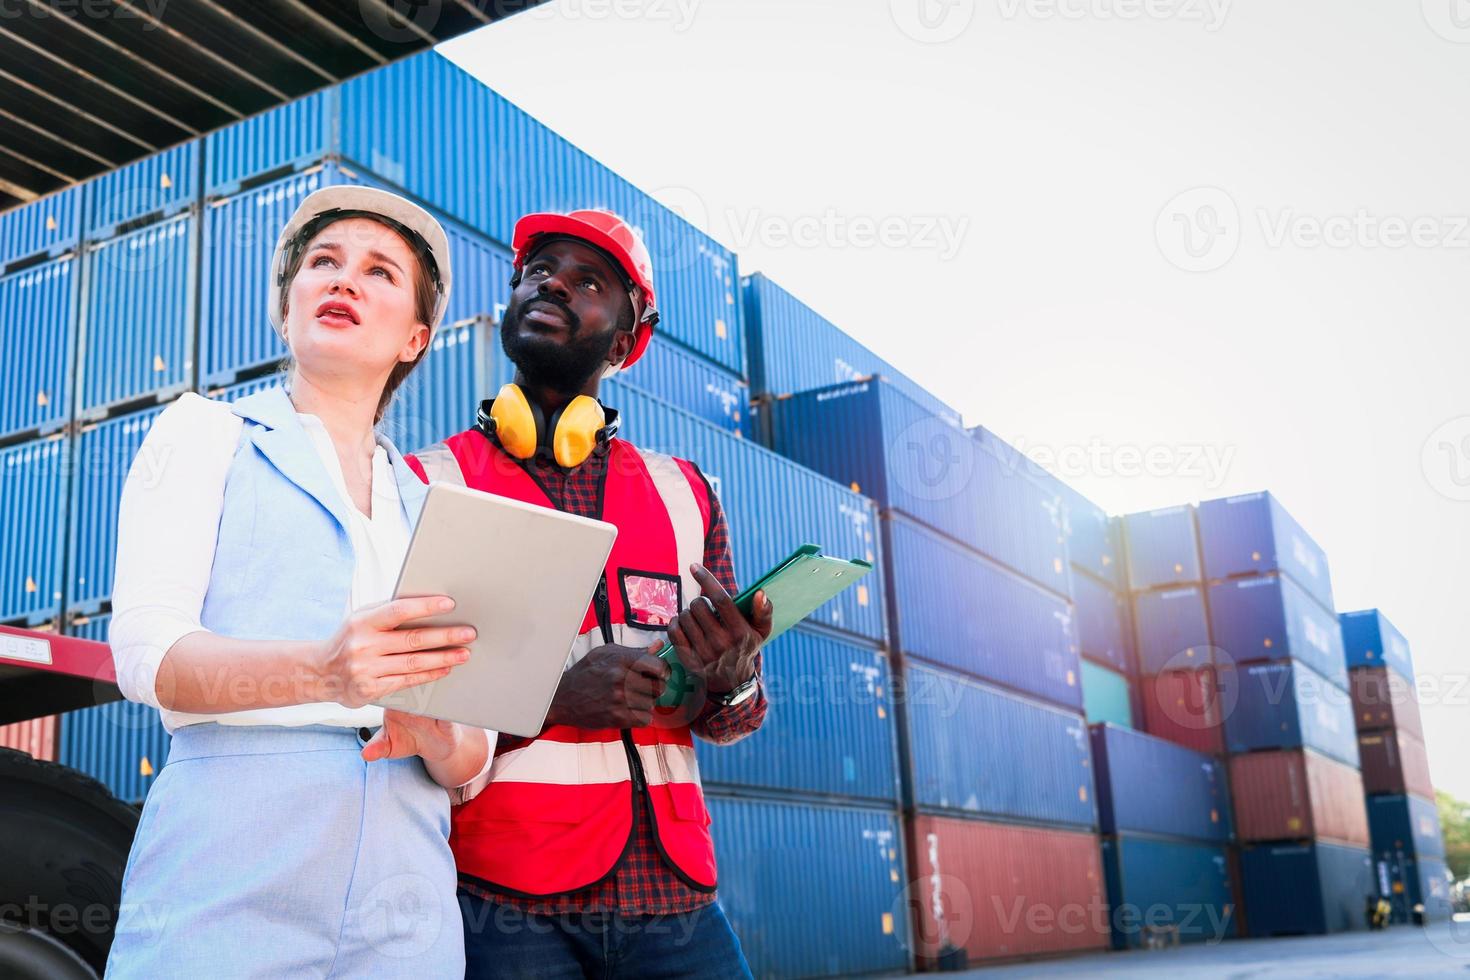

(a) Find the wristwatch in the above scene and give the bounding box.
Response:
[710,673,760,708]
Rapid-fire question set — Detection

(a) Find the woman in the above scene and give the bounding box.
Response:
[105,186,489,978]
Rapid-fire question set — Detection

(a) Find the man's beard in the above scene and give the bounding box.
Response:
[500,298,617,395]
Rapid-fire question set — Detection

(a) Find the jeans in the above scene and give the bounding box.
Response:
[459,891,754,980]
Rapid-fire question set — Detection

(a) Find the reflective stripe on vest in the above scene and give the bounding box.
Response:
[408,432,718,898]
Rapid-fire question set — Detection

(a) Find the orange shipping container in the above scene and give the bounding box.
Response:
[1230,748,1369,846]
[906,814,1108,967]
[0,716,58,761]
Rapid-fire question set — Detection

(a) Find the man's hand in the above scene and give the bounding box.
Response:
[546,642,670,729]
[667,563,774,696]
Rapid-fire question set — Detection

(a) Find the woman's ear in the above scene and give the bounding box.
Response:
[400,322,431,363]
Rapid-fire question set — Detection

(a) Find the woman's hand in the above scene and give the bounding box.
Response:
[314,595,474,709]
[361,709,462,763]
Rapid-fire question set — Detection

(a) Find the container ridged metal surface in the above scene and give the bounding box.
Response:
[204,91,333,196]
[1349,666,1422,737]
[1219,661,1359,766]
[1133,585,1212,675]
[1358,729,1434,799]
[59,700,170,804]
[766,379,1069,597]
[904,661,1097,829]
[1237,842,1372,936]
[1197,492,1334,614]
[199,165,359,386]
[1228,748,1368,846]
[1208,574,1346,690]
[1092,724,1230,843]
[1138,669,1225,756]
[1074,570,1131,673]
[83,141,201,238]
[67,408,163,612]
[1082,661,1133,728]
[1,436,68,623]
[1058,482,1122,589]
[0,716,57,761]
[0,186,80,271]
[1367,793,1445,861]
[1340,608,1413,678]
[885,513,1080,710]
[1100,836,1236,948]
[79,214,196,414]
[385,316,498,454]
[1381,856,1454,923]
[696,626,898,802]
[1,256,77,442]
[336,53,746,376]
[707,794,910,979]
[603,381,886,644]
[1122,506,1201,590]
[907,814,1107,965]
[741,272,960,423]
[620,336,749,437]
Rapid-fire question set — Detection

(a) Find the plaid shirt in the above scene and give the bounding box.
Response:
[458,431,767,915]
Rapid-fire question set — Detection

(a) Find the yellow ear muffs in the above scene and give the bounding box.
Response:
[550,395,608,469]
[488,383,539,459]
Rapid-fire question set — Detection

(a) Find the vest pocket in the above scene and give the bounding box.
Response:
[665,781,711,827]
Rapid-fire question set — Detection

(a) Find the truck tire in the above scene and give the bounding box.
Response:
[0,747,140,977]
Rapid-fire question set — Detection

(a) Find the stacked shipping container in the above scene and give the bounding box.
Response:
[1343,610,1450,923]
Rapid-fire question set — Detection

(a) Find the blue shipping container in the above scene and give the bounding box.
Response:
[1123,506,1201,590]
[1100,837,1235,949]
[83,141,200,238]
[1208,574,1347,689]
[1219,661,1359,767]
[708,795,910,979]
[1090,724,1231,843]
[1,436,68,624]
[884,513,1081,710]
[1368,794,1445,861]
[603,381,886,644]
[741,271,960,423]
[1133,585,1212,675]
[1059,482,1122,589]
[1239,842,1372,936]
[204,91,333,196]
[765,379,1069,597]
[1,256,77,442]
[384,316,497,454]
[1197,491,1334,614]
[695,627,897,802]
[619,336,749,437]
[68,408,164,612]
[1393,856,1455,922]
[1074,570,1131,674]
[79,213,196,414]
[904,661,1097,829]
[1340,608,1414,679]
[59,699,170,804]
[0,185,80,270]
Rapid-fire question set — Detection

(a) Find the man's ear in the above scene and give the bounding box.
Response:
[608,329,636,367]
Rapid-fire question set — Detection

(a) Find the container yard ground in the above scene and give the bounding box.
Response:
[965,916,1470,978]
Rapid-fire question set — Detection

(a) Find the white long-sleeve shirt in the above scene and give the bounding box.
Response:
[109,392,409,733]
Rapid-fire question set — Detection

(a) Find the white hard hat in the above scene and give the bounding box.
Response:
[267,185,453,341]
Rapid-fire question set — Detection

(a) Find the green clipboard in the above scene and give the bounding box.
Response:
[654,544,873,708]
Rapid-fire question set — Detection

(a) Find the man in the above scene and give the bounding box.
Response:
[404,209,771,979]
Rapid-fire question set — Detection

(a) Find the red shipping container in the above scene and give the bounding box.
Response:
[1139,669,1224,756]
[1229,749,1369,846]
[1360,730,1435,800]
[1349,667,1422,738]
[907,814,1108,967]
[0,716,58,761]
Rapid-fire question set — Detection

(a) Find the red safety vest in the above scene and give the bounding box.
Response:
[404,430,719,898]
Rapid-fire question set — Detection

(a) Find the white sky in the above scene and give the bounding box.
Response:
[442,0,1470,798]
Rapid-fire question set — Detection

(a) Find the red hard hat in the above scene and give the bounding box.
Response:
[512,209,658,370]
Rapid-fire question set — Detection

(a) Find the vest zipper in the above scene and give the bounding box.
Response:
[622,729,647,793]
[594,573,613,645]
